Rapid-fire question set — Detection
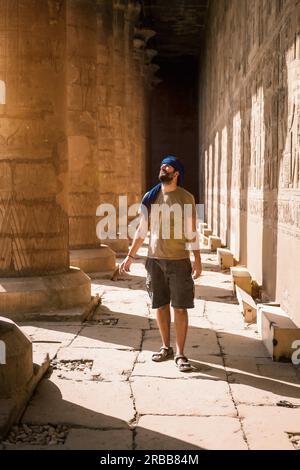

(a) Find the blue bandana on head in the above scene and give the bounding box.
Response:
[141,155,185,214]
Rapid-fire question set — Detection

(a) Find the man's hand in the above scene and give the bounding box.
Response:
[119,256,133,274]
[192,258,202,280]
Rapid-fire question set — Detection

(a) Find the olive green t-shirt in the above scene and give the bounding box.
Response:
[148,186,196,259]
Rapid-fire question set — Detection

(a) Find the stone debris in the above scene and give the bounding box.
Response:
[50,359,93,372]
[288,434,300,450]
[97,318,119,326]
[2,424,69,446]
[276,400,299,409]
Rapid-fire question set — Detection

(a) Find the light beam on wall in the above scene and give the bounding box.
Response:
[0,80,6,104]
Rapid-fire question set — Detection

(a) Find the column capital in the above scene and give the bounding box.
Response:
[113,0,126,11]
[134,27,156,44]
[126,0,141,21]
[145,48,158,64]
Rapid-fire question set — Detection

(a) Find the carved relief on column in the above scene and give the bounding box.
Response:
[131,27,156,204]
[0,0,91,315]
[124,1,141,209]
[113,0,126,178]
[66,0,98,250]
[96,0,115,207]
[0,0,69,276]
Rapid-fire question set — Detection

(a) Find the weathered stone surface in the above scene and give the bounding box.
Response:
[218,332,270,358]
[131,377,236,416]
[67,0,99,251]
[229,371,300,406]
[22,378,134,428]
[70,247,116,273]
[136,415,247,450]
[93,302,150,329]
[57,347,137,381]
[21,324,81,345]
[200,0,300,325]
[2,254,300,450]
[0,317,33,398]
[70,325,142,350]
[0,0,69,276]
[0,341,49,440]
[141,327,221,358]
[238,405,300,450]
[133,352,226,380]
[65,428,132,450]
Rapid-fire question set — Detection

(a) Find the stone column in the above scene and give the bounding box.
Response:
[66,0,115,273]
[0,0,91,316]
[95,0,138,255]
[131,28,156,201]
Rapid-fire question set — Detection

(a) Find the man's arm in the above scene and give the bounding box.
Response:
[190,203,202,280]
[119,214,147,273]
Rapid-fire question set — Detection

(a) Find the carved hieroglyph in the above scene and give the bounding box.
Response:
[66,0,99,249]
[200,0,300,323]
[0,0,69,275]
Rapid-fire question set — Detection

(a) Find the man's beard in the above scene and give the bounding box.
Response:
[159,171,175,184]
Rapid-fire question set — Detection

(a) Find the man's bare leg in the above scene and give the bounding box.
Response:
[174,308,188,356]
[156,304,171,348]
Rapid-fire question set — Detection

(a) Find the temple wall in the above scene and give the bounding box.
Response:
[200,0,300,324]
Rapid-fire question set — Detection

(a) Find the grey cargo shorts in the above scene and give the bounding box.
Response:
[145,257,195,309]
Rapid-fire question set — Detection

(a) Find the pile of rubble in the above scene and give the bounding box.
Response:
[3,424,69,446]
[50,359,93,373]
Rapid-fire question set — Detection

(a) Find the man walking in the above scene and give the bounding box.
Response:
[120,155,202,372]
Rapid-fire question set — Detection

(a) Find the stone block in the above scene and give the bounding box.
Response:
[14,163,58,199]
[0,268,91,316]
[202,235,209,245]
[70,246,116,273]
[257,305,300,362]
[230,267,252,295]
[0,317,33,399]
[236,286,257,323]
[203,228,212,238]
[217,248,234,270]
[208,235,222,251]
[103,238,129,255]
[198,222,208,234]
[136,415,247,450]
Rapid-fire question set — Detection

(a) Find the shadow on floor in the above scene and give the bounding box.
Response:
[3,379,204,450]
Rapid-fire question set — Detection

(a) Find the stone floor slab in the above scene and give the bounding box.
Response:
[56,347,138,381]
[93,303,150,329]
[131,377,236,416]
[238,405,300,450]
[70,325,142,350]
[230,379,300,406]
[136,415,247,450]
[133,352,226,380]
[22,378,134,428]
[218,331,270,357]
[20,324,81,346]
[142,328,221,357]
[65,429,133,450]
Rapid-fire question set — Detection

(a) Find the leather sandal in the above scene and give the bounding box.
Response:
[174,355,192,372]
[152,346,174,362]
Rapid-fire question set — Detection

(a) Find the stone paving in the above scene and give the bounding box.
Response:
[1,247,300,450]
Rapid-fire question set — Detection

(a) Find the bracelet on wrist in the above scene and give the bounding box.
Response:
[127,254,136,259]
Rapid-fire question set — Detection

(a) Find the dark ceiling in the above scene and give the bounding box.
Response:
[140,0,209,58]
